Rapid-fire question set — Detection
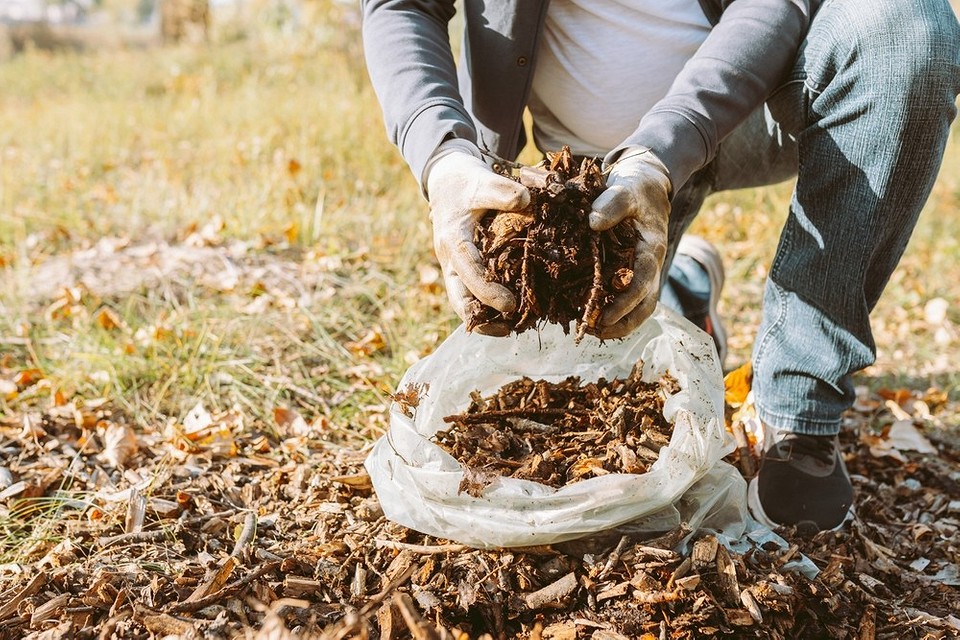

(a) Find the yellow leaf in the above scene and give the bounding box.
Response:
[724,362,753,407]
[14,369,44,388]
[95,307,123,331]
[570,457,606,479]
[284,221,299,244]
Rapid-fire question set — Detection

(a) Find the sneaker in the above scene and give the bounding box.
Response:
[748,428,854,534]
[675,235,727,366]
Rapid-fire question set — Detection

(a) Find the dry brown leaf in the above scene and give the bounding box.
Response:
[101,423,139,468]
[878,387,913,408]
[346,327,387,357]
[274,406,310,437]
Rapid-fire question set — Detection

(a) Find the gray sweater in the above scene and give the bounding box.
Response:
[361,0,812,193]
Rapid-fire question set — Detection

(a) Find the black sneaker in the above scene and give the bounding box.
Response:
[748,429,854,534]
[675,235,727,366]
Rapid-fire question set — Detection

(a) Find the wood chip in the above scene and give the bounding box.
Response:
[29,593,69,626]
[715,545,740,607]
[525,572,578,610]
[858,603,876,640]
[596,582,630,602]
[691,536,719,569]
[142,612,197,637]
[0,572,47,621]
[185,556,237,603]
[283,576,322,598]
[740,588,763,623]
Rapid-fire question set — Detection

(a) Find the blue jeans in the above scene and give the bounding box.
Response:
[662,0,960,435]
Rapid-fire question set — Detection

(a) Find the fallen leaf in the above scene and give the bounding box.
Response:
[878,388,912,409]
[724,362,753,407]
[570,457,607,479]
[94,307,123,331]
[345,328,387,357]
[274,406,310,436]
[183,402,213,435]
[14,369,44,387]
[887,420,937,454]
[101,424,139,468]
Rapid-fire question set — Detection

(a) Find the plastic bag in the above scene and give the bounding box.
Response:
[366,304,740,548]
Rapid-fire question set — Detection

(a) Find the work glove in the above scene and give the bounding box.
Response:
[589,148,672,339]
[425,141,531,336]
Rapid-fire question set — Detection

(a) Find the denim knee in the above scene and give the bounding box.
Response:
[808,0,960,99]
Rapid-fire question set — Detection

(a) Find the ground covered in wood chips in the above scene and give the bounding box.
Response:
[0,371,957,639]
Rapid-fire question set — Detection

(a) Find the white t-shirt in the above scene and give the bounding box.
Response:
[528,0,712,157]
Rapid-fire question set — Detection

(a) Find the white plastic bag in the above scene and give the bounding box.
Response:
[366,304,739,548]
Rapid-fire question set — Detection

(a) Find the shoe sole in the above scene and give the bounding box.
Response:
[676,235,727,366]
[747,476,854,534]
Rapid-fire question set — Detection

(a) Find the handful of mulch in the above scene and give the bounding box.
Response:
[465,146,638,341]
[434,364,678,493]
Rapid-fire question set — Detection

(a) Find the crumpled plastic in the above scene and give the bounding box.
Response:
[366,305,746,549]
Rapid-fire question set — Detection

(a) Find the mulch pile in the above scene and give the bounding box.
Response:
[434,367,675,491]
[466,147,638,341]
[0,382,958,639]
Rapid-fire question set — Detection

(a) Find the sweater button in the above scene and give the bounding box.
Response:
[517,56,528,67]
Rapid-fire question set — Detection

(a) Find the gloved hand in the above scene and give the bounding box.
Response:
[589,149,672,339]
[425,141,531,336]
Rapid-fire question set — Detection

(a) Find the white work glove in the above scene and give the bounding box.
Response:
[589,149,672,339]
[425,141,531,336]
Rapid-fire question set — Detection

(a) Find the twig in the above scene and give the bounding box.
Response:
[577,234,603,343]
[394,592,441,640]
[597,535,630,580]
[631,588,683,604]
[731,420,757,477]
[631,545,681,561]
[374,540,469,555]
[230,511,257,558]
[166,561,281,614]
[524,572,578,610]
[98,509,237,547]
[358,562,419,616]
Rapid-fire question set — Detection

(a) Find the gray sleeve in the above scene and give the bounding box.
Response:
[608,0,812,193]
[361,0,479,187]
